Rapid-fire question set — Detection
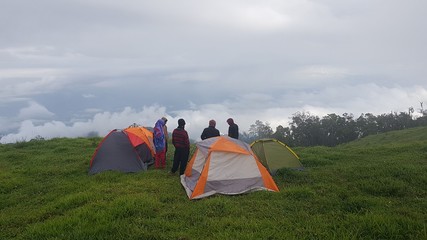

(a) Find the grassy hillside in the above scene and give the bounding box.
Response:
[1,127,426,239]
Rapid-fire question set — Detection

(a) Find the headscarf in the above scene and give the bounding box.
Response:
[153,119,165,151]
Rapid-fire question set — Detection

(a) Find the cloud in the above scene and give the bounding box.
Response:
[18,101,55,120]
[292,65,349,81]
[0,46,66,59]
[82,94,96,98]
[0,70,67,101]
[84,108,102,113]
[2,83,426,144]
[0,105,167,143]
[0,1,426,144]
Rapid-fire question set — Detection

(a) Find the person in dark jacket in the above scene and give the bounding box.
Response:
[171,118,190,175]
[201,119,220,140]
[227,118,239,139]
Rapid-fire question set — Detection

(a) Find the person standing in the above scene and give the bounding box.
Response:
[161,117,169,156]
[201,119,220,140]
[153,118,167,169]
[171,118,190,175]
[227,118,239,139]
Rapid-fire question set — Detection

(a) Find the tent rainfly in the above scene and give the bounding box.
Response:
[181,136,279,199]
[250,138,303,175]
[89,127,155,175]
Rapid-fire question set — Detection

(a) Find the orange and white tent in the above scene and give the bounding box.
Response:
[181,136,279,199]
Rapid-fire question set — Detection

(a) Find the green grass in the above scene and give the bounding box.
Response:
[1,127,427,239]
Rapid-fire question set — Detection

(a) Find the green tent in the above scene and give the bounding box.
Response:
[251,138,303,174]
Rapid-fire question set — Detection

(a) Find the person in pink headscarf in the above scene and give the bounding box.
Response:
[153,117,167,168]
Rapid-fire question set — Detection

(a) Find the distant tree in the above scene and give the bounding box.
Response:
[320,113,340,146]
[272,125,294,146]
[396,111,415,129]
[340,113,358,143]
[376,112,394,132]
[86,131,99,138]
[416,102,427,125]
[289,112,321,146]
[248,120,273,139]
[239,131,256,144]
[316,113,357,146]
[256,102,427,147]
[356,113,378,138]
[415,115,427,126]
[408,107,414,117]
[30,135,45,141]
[376,112,412,132]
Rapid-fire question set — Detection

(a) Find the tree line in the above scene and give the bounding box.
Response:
[241,106,427,147]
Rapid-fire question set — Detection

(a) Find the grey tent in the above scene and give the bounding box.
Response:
[89,128,154,175]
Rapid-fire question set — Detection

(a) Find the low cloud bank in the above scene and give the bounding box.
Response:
[0,105,166,143]
[1,84,426,144]
[0,103,296,144]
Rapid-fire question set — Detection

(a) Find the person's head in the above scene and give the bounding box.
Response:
[209,119,216,127]
[178,118,186,127]
[161,117,168,124]
[227,118,234,125]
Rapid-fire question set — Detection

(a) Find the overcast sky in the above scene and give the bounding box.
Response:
[1,0,426,143]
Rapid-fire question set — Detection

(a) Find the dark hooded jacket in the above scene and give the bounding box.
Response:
[227,118,239,139]
[201,126,220,140]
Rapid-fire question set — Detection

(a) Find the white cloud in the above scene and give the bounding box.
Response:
[1,105,167,143]
[0,68,64,79]
[0,46,61,59]
[292,65,349,81]
[82,94,96,99]
[195,2,292,32]
[84,108,102,113]
[0,1,426,144]
[18,101,55,120]
[2,83,426,144]
[0,68,69,103]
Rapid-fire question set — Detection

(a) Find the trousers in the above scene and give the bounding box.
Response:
[171,147,190,175]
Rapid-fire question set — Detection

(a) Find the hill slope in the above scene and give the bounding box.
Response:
[343,125,427,147]
[1,128,426,239]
